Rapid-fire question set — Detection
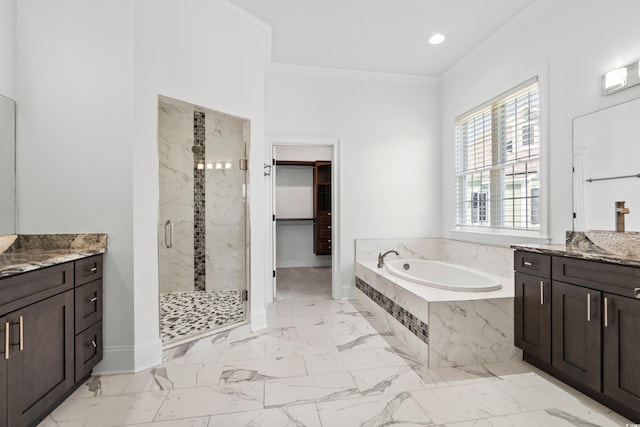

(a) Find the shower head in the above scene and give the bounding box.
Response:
[191,145,203,154]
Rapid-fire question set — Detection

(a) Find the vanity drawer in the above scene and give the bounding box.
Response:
[74,279,102,333]
[552,256,640,298]
[0,263,74,314]
[514,251,551,277]
[74,255,103,286]
[75,321,103,382]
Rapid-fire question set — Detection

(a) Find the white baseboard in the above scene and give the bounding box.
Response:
[251,308,268,331]
[134,338,164,372]
[276,259,332,268]
[93,345,135,375]
[93,337,163,375]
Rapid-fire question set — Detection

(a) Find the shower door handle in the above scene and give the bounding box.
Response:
[165,220,173,249]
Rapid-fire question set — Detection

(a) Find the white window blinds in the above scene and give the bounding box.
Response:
[455,79,540,230]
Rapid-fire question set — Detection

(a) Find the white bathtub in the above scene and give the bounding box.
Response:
[384,259,502,292]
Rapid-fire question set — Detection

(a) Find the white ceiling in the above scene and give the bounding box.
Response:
[229,0,536,77]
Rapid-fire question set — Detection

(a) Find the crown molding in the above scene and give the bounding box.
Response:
[268,62,437,86]
[442,0,561,80]
[215,0,272,62]
[215,0,272,34]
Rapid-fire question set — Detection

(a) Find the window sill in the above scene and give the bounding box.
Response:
[449,227,551,248]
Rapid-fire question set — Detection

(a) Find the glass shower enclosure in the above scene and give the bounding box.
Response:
[157,96,249,346]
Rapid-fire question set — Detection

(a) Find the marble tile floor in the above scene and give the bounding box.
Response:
[160,290,245,344]
[40,268,631,426]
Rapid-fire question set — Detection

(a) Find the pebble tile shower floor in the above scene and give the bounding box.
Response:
[39,268,631,426]
[160,290,245,344]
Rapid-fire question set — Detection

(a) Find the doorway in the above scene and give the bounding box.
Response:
[267,136,341,302]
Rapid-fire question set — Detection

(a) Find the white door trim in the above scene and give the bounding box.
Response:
[266,134,341,302]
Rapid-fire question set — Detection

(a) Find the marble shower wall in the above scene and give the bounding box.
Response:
[205,110,246,292]
[159,101,195,294]
[158,99,247,294]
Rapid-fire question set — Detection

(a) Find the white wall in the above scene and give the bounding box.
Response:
[16,0,269,373]
[132,0,270,369]
[267,65,440,296]
[440,0,640,244]
[0,0,15,98]
[16,0,136,371]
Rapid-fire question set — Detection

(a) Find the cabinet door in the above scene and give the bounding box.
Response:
[0,316,7,427]
[7,290,74,427]
[603,293,640,415]
[514,272,551,363]
[552,281,601,391]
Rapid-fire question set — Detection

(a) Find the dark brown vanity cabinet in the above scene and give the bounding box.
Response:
[514,250,640,422]
[0,254,104,427]
[551,280,601,391]
[73,255,104,381]
[514,252,551,363]
[602,293,640,412]
[6,290,75,427]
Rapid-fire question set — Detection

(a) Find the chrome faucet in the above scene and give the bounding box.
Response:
[615,201,630,232]
[377,250,399,268]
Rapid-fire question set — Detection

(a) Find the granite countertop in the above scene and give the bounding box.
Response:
[512,231,640,268]
[0,234,107,279]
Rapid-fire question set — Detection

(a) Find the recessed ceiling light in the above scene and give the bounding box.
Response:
[429,33,445,45]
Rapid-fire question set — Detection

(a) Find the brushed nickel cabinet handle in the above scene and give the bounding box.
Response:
[19,316,23,351]
[89,267,98,273]
[524,261,533,266]
[4,322,8,360]
[587,293,591,322]
[91,340,97,348]
[90,296,98,303]
[604,297,609,327]
[540,281,544,305]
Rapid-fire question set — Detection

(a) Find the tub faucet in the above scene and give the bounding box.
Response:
[615,201,630,232]
[377,250,399,268]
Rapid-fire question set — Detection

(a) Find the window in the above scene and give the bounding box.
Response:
[471,191,488,224]
[455,79,540,231]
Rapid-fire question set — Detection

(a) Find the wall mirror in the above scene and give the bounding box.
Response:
[573,97,640,232]
[0,94,16,234]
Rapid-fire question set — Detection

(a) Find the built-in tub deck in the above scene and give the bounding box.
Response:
[355,260,521,368]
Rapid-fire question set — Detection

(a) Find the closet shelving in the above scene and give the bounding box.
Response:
[275,160,332,255]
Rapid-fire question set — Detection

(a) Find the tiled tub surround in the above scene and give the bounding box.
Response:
[0,233,107,277]
[354,238,521,368]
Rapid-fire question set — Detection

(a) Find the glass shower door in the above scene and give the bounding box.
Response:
[158,96,249,346]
